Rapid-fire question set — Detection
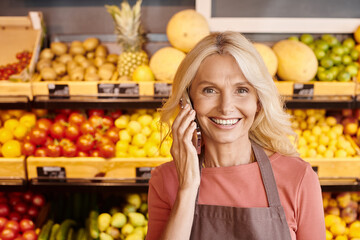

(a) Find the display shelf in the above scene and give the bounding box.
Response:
[283,96,355,109]
[0,96,31,109]
[0,177,27,191]
[320,177,360,192]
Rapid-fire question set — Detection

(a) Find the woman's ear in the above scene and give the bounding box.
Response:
[256,101,261,112]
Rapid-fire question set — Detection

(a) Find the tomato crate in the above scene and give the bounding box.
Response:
[0,157,26,179]
[0,12,44,100]
[26,157,171,179]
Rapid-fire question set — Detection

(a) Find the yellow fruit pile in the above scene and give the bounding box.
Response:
[0,110,36,157]
[114,109,172,158]
[289,109,357,158]
[323,192,360,239]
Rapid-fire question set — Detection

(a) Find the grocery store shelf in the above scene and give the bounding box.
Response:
[32,95,166,109]
[0,96,31,109]
[283,95,355,109]
[320,177,360,192]
[0,177,27,191]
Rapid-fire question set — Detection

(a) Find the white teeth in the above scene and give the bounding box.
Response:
[211,118,239,125]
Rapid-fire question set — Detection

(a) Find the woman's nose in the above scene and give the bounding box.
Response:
[218,93,235,115]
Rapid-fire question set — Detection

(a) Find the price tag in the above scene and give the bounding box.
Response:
[136,167,154,183]
[97,83,139,98]
[37,166,66,182]
[293,83,314,99]
[154,83,172,97]
[48,84,69,99]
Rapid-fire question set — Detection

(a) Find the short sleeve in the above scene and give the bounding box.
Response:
[295,164,326,239]
[146,167,171,240]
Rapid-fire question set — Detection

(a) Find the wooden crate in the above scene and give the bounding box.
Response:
[0,157,26,179]
[0,12,43,99]
[26,157,171,179]
[306,158,360,178]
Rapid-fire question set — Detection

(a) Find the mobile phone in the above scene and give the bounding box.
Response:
[180,93,202,154]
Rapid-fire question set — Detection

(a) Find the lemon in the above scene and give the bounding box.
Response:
[132,133,147,147]
[4,119,20,132]
[144,142,160,157]
[0,128,13,144]
[116,141,129,153]
[141,126,152,137]
[312,126,322,136]
[115,115,130,129]
[325,215,342,228]
[119,130,132,143]
[307,148,317,158]
[19,113,36,129]
[160,140,172,157]
[13,124,28,140]
[317,144,327,154]
[319,135,330,146]
[1,140,21,158]
[127,121,142,136]
[132,65,155,82]
[130,113,140,121]
[325,116,337,126]
[330,222,346,236]
[335,149,347,158]
[324,149,335,158]
[149,132,161,144]
[137,114,153,127]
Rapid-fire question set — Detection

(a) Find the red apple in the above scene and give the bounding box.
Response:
[26,207,38,219]
[0,218,8,231]
[22,193,32,203]
[4,221,19,234]
[0,204,10,217]
[31,195,45,208]
[341,207,357,224]
[342,109,354,117]
[13,203,27,215]
[8,212,21,222]
[1,228,17,240]
[19,220,34,233]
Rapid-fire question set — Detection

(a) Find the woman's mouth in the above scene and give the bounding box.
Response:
[210,118,240,126]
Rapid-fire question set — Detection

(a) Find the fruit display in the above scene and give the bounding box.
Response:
[288,109,358,158]
[253,43,278,77]
[292,33,360,82]
[106,0,149,80]
[323,192,360,239]
[0,51,32,81]
[0,191,46,240]
[35,38,119,82]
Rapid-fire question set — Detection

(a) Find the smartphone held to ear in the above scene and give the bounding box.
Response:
[180,95,202,155]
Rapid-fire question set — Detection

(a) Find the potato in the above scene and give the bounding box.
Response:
[70,67,84,81]
[70,45,86,55]
[80,59,92,69]
[107,54,118,64]
[36,59,52,72]
[52,61,66,76]
[98,64,115,81]
[57,54,72,64]
[66,60,79,73]
[71,40,83,48]
[86,52,95,59]
[74,55,87,64]
[51,42,68,56]
[83,38,100,52]
[85,72,100,81]
[94,56,106,67]
[39,48,54,60]
[85,66,97,75]
[41,67,57,81]
[101,63,115,71]
[95,45,107,57]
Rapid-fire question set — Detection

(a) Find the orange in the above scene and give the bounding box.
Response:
[354,25,360,43]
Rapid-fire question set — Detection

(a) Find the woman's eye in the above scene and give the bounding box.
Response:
[203,88,216,94]
[236,88,248,94]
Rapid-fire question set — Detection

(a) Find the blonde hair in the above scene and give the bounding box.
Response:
[161,31,298,156]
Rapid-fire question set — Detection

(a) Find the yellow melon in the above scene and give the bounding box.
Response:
[272,40,318,82]
[166,9,210,53]
[149,47,186,82]
[253,43,278,77]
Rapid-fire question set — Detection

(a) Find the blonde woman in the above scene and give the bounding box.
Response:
[146,31,325,240]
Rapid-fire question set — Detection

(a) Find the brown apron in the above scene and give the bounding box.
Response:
[190,141,292,240]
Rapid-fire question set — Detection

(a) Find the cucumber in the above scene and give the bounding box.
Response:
[49,224,60,240]
[89,211,99,239]
[38,219,54,240]
[56,219,77,240]
[66,228,74,240]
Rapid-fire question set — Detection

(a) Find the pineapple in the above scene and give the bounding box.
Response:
[106,0,148,79]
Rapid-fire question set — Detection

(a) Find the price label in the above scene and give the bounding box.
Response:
[136,167,154,183]
[154,83,172,97]
[293,83,314,99]
[37,166,66,182]
[97,83,139,98]
[48,84,69,99]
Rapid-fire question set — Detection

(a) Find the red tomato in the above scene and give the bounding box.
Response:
[31,194,45,207]
[35,119,52,134]
[22,193,32,202]
[21,142,35,156]
[0,204,10,217]
[4,221,20,233]
[57,109,73,116]
[13,202,27,215]
[89,150,101,157]
[8,197,20,206]
[64,125,80,141]
[28,128,47,146]
[88,109,104,117]
[31,109,48,118]
[45,143,61,157]
[68,113,86,127]
[0,198,6,204]
[8,212,21,222]
[22,230,37,240]
[102,116,114,129]
[105,127,120,143]
[79,122,95,135]
[77,151,88,157]
[0,217,8,231]
[26,207,38,218]
[49,123,65,140]
[62,142,77,158]
[1,228,17,240]
[109,110,122,120]
[14,236,24,240]
[54,114,67,125]
[96,136,113,148]
[88,115,103,129]
[98,142,115,158]
[34,148,47,157]
[76,134,95,152]
[43,137,53,147]
[19,219,34,233]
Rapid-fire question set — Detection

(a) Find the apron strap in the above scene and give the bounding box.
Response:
[251,141,282,207]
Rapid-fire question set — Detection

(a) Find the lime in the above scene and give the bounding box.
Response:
[317,70,334,81]
[132,65,155,82]
[343,46,351,54]
[342,55,353,65]
[300,34,314,44]
[351,62,360,69]
[342,38,356,49]
[317,66,326,73]
[329,66,339,79]
[322,34,339,47]
[337,70,351,82]
[345,65,358,77]
[337,64,345,73]
[329,53,342,65]
[320,57,334,68]
[308,43,316,50]
[315,40,330,51]
[288,36,299,41]
[350,48,360,61]
[332,45,345,56]
[314,48,326,60]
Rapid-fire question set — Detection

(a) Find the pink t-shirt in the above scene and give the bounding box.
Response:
[146,153,326,240]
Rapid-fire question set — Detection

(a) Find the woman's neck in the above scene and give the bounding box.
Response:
[203,138,253,168]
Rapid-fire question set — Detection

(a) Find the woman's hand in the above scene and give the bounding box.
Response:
[171,103,200,191]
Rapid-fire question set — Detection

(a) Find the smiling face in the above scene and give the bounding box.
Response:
[189,54,259,145]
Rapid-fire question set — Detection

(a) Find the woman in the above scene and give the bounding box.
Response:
[146,31,325,240]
